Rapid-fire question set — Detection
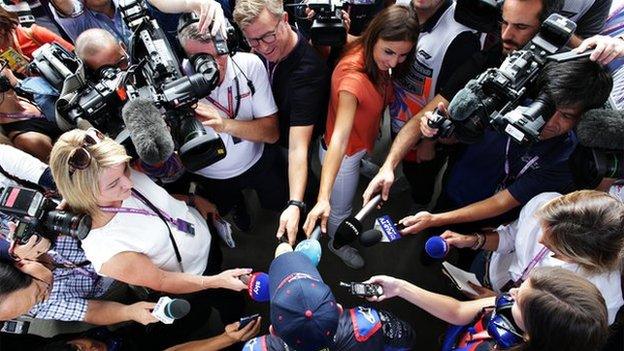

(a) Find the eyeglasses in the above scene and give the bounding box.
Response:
[245,21,281,47]
[67,128,105,178]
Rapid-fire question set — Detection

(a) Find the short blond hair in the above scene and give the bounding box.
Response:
[233,0,283,30]
[50,129,131,218]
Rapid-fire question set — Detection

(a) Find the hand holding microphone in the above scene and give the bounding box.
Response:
[439,230,482,249]
[151,298,190,324]
[294,226,322,266]
[303,199,331,236]
[334,194,383,249]
[398,210,438,235]
[239,272,270,302]
[362,167,395,207]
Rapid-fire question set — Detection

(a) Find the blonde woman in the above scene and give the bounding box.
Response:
[49,129,249,322]
[441,190,624,324]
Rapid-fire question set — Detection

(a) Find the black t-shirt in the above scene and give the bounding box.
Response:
[439,41,504,102]
[259,30,330,148]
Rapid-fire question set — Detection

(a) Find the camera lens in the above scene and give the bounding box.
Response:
[44,210,92,240]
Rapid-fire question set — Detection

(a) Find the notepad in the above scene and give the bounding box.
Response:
[441,261,482,295]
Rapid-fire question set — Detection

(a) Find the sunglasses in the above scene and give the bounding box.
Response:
[67,128,105,178]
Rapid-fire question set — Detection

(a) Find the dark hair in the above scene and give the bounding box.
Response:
[346,4,419,86]
[539,0,564,22]
[0,262,32,301]
[0,7,19,33]
[519,267,608,351]
[536,58,612,112]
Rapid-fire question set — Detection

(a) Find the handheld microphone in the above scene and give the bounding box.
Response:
[359,215,403,247]
[240,272,270,302]
[121,98,175,165]
[151,297,191,324]
[424,236,449,259]
[334,194,382,249]
[294,226,322,266]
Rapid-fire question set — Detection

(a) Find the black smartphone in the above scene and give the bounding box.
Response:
[339,282,384,297]
[238,314,260,330]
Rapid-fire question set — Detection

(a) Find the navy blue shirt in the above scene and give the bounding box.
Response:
[444,130,577,207]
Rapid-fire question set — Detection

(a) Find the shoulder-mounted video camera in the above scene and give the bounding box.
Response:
[428,14,589,145]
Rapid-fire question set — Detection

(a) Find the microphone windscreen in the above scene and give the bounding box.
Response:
[294,239,322,266]
[576,109,624,150]
[334,217,362,248]
[248,272,270,302]
[425,236,449,259]
[165,299,191,319]
[122,98,175,165]
[359,229,382,247]
[448,79,483,122]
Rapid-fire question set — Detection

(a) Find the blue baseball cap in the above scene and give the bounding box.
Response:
[269,252,339,351]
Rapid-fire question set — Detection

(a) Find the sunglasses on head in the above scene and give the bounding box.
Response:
[67,128,105,178]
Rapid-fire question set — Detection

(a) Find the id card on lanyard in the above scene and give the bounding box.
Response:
[500,246,550,291]
[100,194,196,236]
[496,138,539,193]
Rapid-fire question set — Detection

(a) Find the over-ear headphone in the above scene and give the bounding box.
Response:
[177,12,239,55]
[487,293,524,349]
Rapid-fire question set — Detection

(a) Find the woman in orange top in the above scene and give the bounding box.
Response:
[0,7,73,74]
[303,5,419,269]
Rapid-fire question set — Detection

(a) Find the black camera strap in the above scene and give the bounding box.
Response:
[0,163,46,194]
[130,189,184,273]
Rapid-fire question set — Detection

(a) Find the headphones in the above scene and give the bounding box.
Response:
[177,12,239,55]
[486,293,525,349]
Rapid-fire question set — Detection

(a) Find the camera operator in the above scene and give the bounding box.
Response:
[232,0,330,244]
[362,0,565,207]
[178,19,288,232]
[48,0,230,46]
[74,28,129,73]
[0,66,63,161]
[398,59,611,235]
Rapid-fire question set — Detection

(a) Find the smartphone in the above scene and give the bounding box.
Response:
[238,314,260,330]
[339,282,384,297]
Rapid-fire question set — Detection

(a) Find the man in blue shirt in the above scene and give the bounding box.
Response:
[400,58,612,234]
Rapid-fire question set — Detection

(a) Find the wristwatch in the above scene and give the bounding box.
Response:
[286,200,306,213]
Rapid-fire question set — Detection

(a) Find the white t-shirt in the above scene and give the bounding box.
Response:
[81,170,211,276]
[0,144,47,190]
[194,53,277,180]
[490,192,623,325]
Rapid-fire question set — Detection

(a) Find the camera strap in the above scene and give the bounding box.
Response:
[99,189,184,273]
[0,163,46,194]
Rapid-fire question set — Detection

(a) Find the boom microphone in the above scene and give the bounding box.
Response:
[576,109,624,150]
[122,98,175,165]
[334,194,383,249]
[152,297,191,324]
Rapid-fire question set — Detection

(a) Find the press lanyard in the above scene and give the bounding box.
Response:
[100,194,194,235]
[500,137,539,187]
[99,189,185,272]
[517,246,550,284]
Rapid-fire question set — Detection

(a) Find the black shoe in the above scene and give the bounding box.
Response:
[231,203,252,232]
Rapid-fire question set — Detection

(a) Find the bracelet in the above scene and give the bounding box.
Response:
[471,232,485,250]
[286,200,306,213]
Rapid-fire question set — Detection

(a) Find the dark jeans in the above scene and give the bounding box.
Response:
[193,144,288,215]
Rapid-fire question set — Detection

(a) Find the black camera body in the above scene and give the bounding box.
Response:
[429,14,579,145]
[0,186,92,244]
[307,0,348,46]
